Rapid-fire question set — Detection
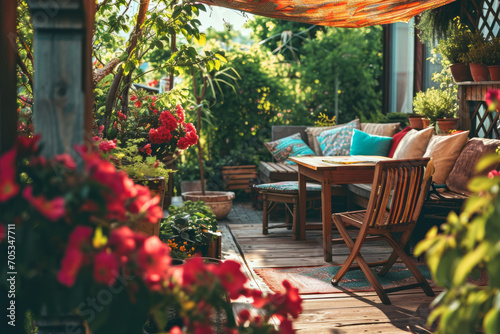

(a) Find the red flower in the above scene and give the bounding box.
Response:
[273,280,302,319]
[98,139,117,153]
[99,125,105,134]
[57,247,84,287]
[137,236,171,290]
[134,100,143,108]
[489,170,500,178]
[169,327,183,334]
[94,250,119,285]
[486,89,500,111]
[109,226,138,261]
[68,225,93,249]
[117,111,127,121]
[53,153,77,170]
[212,260,247,299]
[177,257,210,287]
[16,134,41,154]
[148,79,158,87]
[140,143,152,155]
[0,224,5,243]
[176,105,185,123]
[92,136,101,142]
[130,95,138,101]
[0,148,19,202]
[128,185,162,223]
[22,185,66,222]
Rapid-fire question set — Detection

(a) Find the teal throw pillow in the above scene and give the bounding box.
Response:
[264,133,315,165]
[350,129,393,156]
[317,119,360,156]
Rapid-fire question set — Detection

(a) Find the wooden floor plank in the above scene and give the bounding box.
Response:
[222,203,436,334]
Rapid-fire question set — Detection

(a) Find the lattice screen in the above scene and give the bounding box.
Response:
[459,0,500,139]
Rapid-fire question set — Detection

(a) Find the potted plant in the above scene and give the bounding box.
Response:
[413,87,459,133]
[436,18,473,82]
[96,138,173,235]
[407,114,425,129]
[461,33,491,82]
[0,135,303,334]
[160,200,221,260]
[487,37,500,81]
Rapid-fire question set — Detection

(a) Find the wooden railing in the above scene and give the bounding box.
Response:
[458,82,500,139]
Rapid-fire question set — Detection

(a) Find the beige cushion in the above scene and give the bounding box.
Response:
[306,124,344,155]
[393,127,434,159]
[423,131,470,184]
[360,122,400,137]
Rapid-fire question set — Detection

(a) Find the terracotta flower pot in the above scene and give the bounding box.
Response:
[182,191,235,219]
[437,118,459,134]
[450,63,473,82]
[488,65,500,81]
[408,115,424,129]
[470,63,490,82]
[421,118,431,128]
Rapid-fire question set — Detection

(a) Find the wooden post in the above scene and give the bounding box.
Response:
[0,0,18,154]
[457,84,471,133]
[27,0,94,159]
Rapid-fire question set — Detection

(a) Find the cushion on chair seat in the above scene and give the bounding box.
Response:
[347,183,373,199]
[255,181,322,193]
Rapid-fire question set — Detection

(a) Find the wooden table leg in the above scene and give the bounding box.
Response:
[322,173,332,262]
[298,166,307,240]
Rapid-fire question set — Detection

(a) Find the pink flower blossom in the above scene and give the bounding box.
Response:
[57,247,84,287]
[0,148,19,202]
[94,250,118,285]
[22,185,66,222]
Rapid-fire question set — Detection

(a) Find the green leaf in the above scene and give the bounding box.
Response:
[468,176,497,193]
[476,153,500,173]
[196,33,207,47]
[454,242,490,285]
[215,53,227,63]
[214,59,221,71]
[484,308,500,334]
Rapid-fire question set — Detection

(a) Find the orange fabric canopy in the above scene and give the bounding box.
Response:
[199,0,455,27]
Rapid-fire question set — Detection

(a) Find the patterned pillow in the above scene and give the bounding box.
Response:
[255,181,322,193]
[264,133,316,164]
[317,119,360,156]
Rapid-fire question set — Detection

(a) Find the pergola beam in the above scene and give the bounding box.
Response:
[26,0,94,158]
[0,0,18,154]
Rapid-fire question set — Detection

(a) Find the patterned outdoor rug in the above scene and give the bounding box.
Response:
[254,263,488,294]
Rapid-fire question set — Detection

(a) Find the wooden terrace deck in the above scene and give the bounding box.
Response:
[218,202,439,334]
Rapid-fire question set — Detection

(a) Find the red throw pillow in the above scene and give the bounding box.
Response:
[388,126,412,158]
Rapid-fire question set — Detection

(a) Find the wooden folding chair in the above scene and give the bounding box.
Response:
[331,158,435,305]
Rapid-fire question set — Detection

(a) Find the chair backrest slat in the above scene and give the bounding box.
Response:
[364,159,431,228]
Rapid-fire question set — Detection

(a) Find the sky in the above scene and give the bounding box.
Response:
[198,6,253,36]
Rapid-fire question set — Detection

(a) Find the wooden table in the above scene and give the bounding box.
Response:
[289,156,390,262]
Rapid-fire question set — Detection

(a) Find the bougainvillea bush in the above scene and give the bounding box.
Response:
[0,136,302,334]
[99,93,198,162]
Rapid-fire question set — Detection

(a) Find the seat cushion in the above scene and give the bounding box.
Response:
[350,129,393,156]
[388,126,412,158]
[317,119,360,156]
[393,127,434,159]
[423,131,470,185]
[446,138,500,195]
[360,122,400,137]
[347,183,373,199]
[264,133,315,165]
[255,181,322,193]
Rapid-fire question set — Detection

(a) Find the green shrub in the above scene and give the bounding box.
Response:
[460,33,489,65]
[160,201,218,259]
[413,87,458,123]
[415,151,500,334]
